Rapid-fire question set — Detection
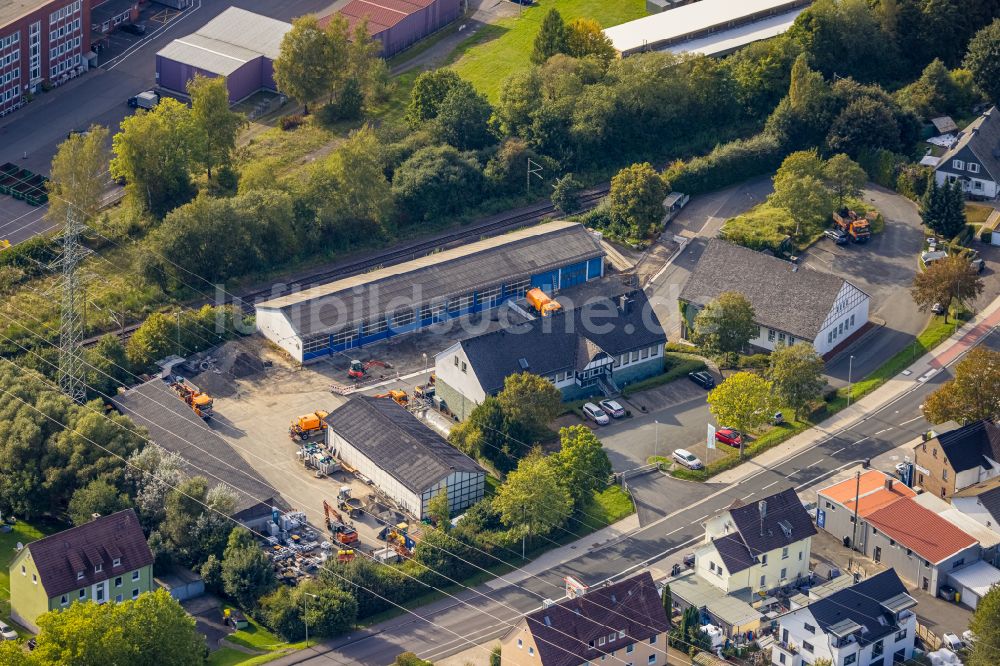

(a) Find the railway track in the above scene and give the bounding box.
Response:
[80,186,610,347]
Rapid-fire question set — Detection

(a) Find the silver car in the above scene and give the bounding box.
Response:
[582,402,610,425]
[0,621,17,641]
[672,448,703,470]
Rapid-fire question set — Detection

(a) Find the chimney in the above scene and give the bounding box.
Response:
[759,499,767,537]
[885,477,894,492]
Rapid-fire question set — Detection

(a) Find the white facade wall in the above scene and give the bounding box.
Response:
[434,343,488,404]
[420,470,485,518]
[952,496,1000,532]
[328,430,422,517]
[695,538,812,594]
[748,325,807,352]
[773,607,916,666]
[955,458,1000,493]
[813,282,870,356]
[255,308,302,363]
[936,169,999,199]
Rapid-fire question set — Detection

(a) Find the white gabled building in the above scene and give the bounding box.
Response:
[933,106,1000,200]
[695,488,816,596]
[772,570,917,666]
[680,239,870,357]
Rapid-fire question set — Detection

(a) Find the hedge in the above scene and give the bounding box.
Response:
[664,132,785,196]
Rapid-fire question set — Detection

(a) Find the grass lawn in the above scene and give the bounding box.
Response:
[967,203,995,228]
[0,520,59,627]
[207,648,287,666]
[448,0,646,101]
[224,611,305,653]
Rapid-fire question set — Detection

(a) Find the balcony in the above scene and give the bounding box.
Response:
[772,642,803,666]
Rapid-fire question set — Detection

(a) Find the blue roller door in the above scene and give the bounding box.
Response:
[531,270,559,293]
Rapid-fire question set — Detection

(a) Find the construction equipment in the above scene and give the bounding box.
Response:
[0,240,9,251]
[338,486,363,518]
[348,359,390,380]
[832,209,872,243]
[526,288,562,316]
[322,500,359,545]
[169,377,213,419]
[289,411,329,441]
[336,549,356,563]
[374,389,408,406]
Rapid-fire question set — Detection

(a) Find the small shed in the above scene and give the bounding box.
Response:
[947,561,1000,610]
[931,116,959,134]
[704,595,763,638]
[154,567,205,602]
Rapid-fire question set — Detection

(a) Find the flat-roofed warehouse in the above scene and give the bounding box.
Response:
[603,0,813,58]
[155,7,291,102]
[254,221,606,363]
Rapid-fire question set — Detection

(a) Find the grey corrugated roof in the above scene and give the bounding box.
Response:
[156,7,291,74]
[936,106,1000,183]
[112,379,284,515]
[256,222,605,338]
[26,510,153,598]
[458,289,666,395]
[680,239,859,341]
[326,396,483,494]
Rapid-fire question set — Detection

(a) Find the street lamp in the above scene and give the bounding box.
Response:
[847,355,855,407]
[422,353,428,373]
[303,592,318,647]
[654,420,659,459]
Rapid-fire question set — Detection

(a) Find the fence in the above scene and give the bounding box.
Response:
[917,622,942,651]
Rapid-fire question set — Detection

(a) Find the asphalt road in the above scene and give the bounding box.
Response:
[0,0,337,241]
[274,321,1000,666]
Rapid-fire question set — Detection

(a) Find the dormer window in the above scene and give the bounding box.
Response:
[77,571,84,580]
[953,159,965,170]
[113,558,121,568]
[94,563,102,573]
[969,163,980,174]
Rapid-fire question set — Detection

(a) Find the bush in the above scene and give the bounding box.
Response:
[738,353,771,369]
[895,164,931,201]
[664,132,785,195]
[720,204,793,252]
[856,148,908,189]
[279,114,305,131]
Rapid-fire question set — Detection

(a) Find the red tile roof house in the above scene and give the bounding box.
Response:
[817,471,979,595]
[8,509,154,632]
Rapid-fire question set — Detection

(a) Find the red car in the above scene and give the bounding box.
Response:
[715,428,743,448]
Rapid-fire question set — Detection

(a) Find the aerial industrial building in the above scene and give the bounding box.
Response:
[254,221,606,364]
[604,0,812,58]
[325,396,485,520]
[155,7,291,102]
[321,0,461,58]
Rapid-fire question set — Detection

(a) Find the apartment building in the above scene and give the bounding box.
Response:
[0,0,90,116]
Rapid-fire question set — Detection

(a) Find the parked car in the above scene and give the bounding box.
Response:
[127,90,160,110]
[599,399,625,418]
[942,633,964,651]
[824,229,849,245]
[0,621,17,640]
[120,22,146,35]
[582,402,610,425]
[672,448,703,470]
[931,302,946,315]
[715,428,743,447]
[688,370,715,389]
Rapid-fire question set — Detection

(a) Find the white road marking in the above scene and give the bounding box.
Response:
[831,447,845,454]
[762,481,778,490]
[874,428,892,435]
[741,493,754,500]
[899,416,923,425]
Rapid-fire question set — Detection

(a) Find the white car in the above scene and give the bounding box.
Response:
[582,403,610,425]
[942,633,964,651]
[599,399,625,418]
[672,448,703,470]
[0,621,17,640]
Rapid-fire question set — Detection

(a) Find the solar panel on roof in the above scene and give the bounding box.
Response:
[518,358,530,370]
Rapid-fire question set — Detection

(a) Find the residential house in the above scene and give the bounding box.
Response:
[772,569,917,666]
[499,572,669,666]
[943,560,1000,610]
[911,492,1000,567]
[933,106,1000,199]
[817,471,979,593]
[679,239,870,356]
[667,570,763,640]
[951,475,1000,533]
[435,288,666,419]
[912,419,1000,499]
[695,488,816,596]
[9,509,154,632]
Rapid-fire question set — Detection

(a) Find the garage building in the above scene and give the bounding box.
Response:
[325,396,485,519]
[320,0,461,58]
[254,221,606,364]
[155,7,291,102]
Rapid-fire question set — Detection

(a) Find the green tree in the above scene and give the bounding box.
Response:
[345,17,387,106]
[68,479,131,526]
[691,291,758,362]
[427,489,450,529]
[32,589,204,666]
[495,68,542,138]
[493,452,573,540]
[823,153,867,206]
[565,18,615,62]
[47,125,109,230]
[555,425,612,508]
[188,75,246,178]
[769,151,835,237]
[911,254,984,322]
[85,334,133,398]
[826,97,902,157]
[662,583,672,626]
[963,18,1000,104]
[110,98,196,217]
[406,69,463,126]
[531,9,568,65]
[273,16,334,113]
[393,653,434,666]
[924,347,1000,424]
[434,82,495,150]
[707,372,778,453]
[159,477,236,567]
[221,528,277,609]
[496,372,563,437]
[920,175,966,239]
[607,162,669,239]
[490,645,501,666]
[969,582,1000,666]
[552,173,584,213]
[894,58,963,119]
[260,581,357,641]
[768,343,826,420]
[391,145,483,223]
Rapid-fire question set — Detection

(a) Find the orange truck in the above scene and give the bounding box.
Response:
[526,288,562,316]
[289,411,329,441]
[832,209,872,243]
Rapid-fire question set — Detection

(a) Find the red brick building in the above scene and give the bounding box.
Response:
[0,0,91,116]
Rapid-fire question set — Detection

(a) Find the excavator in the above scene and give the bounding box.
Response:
[348,359,390,380]
[323,500,359,545]
[374,389,408,406]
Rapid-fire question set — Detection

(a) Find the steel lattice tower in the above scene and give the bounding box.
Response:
[58,208,86,403]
